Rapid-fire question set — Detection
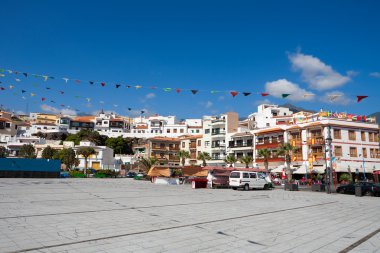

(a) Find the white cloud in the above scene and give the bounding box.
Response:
[205,101,213,109]
[41,104,77,116]
[145,93,156,99]
[289,52,351,90]
[320,91,352,105]
[369,72,380,78]
[265,79,315,101]
[254,99,271,106]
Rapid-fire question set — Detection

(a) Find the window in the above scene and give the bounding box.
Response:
[266,123,270,127]
[250,173,257,178]
[362,148,367,158]
[333,129,341,139]
[197,140,201,146]
[361,131,366,141]
[243,173,249,178]
[205,129,210,134]
[167,129,170,133]
[196,130,200,133]
[180,129,184,133]
[334,146,342,157]
[348,130,356,141]
[349,147,357,157]
[173,129,177,133]
[205,141,210,147]
[182,142,185,148]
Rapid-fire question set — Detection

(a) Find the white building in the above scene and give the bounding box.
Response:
[75,141,116,170]
[247,104,293,129]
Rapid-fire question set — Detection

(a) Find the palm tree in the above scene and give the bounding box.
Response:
[224,154,237,167]
[76,147,96,176]
[277,142,295,181]
[197,152,211,167]
[177,150,190,167]
[258,149,271,171]
[139,157,158,173]
[239,155,253,168]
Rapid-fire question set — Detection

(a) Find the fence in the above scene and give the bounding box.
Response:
[0,158,61,178]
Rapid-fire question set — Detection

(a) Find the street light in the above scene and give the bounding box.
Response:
[325,125,333,194]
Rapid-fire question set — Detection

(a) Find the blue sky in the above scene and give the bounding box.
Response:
[0,0,379,119]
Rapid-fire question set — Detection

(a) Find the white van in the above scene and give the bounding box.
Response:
[229,171,270,190]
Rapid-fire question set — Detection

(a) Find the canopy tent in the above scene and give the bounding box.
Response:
[202,166,267,173]
[147,167,171,177]
[293,165,325,174]
[270,165,285,173]
[181,167,208,177]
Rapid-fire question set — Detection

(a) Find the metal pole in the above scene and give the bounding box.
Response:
[326,125,333,194]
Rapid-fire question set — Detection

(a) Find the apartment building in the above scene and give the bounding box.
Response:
[180,135,203,165]
[247,104,293,129]
[227,132,254,167]
[146,137,181,166]
[0,111,18,143]
[68,116,95,133]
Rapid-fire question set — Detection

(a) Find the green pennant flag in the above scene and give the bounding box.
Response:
[211,90,220,94]
[282,94,290,98]
[163,88,172,92]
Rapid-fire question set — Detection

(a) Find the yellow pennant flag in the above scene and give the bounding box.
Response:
[31,93,35,97]
[135,85,142,89]
[9,85,14,89]
[43,75,49,81]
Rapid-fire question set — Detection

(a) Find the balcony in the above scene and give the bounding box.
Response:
[256,156,284,163]
[168,156,180,162]
[310,152,324,161]
[292,153,303,161]
[151,146,166,151]
[168,147,180,151]
[189,144,197,149]
[211,130,226,136]
[289,138,303,146]
[256,140,284,149]
[307,136,325,146]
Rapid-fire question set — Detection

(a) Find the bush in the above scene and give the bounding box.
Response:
[339,173,351,183]
[94,173,106,178]
[69,171,86,178]
[95,169,118,178]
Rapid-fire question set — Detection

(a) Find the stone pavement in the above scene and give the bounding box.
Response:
[0,178,379,253]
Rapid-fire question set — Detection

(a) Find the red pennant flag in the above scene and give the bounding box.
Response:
[261,93,269,97]
[357,96,368,102]
[75,80,81,84]
[150,86,157,89]
[101,82,106,87]
[41,98,46,101]
[230,91,238,97]
[176,88,181,93]
[0,87,5,90]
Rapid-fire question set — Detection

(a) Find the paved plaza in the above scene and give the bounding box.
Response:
[0,178,379,253]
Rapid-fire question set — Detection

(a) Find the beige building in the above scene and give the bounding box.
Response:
[180,135,203,165]
[147,137,181,166]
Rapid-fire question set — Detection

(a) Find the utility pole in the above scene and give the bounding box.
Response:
[325,125,333,194]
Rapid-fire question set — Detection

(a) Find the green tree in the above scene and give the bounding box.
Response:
[76,147,96,175]
[224,154,237,167]
[197,152,211,167]
[41,146,57,159]
[239,155,253,168]
[177,150,190,167]
[277,142,295,181]
[65,134,81,145]
[0,146,9,158]
[19,144,36,159]
[258,149,271,171]
[55,148,79,170]
[65,129,108,146]
[139,157,158,173]
[105,137,133,155]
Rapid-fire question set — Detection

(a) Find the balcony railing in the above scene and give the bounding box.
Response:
[151,146,166,150]
[211,131,226,135]
[292,154,303,161]
[189,144,197,149]
[307,137,325,145]
[229,143,253,148]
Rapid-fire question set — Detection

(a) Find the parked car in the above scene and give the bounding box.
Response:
[134,173,146,180]
[126,172,136,178]
[336,182,375,196]
[372,184,380,197]
[229,171,271,190]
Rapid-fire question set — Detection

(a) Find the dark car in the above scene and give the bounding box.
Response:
[126,172,137,178]
[372,184,380,197]
[336,182,375,196]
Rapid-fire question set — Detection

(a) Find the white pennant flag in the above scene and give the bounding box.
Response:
[62,77,69,83]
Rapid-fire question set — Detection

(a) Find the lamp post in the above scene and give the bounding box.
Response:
[325,125,333,194]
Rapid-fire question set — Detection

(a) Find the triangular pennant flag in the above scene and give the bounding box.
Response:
[303,93,315,98]
[128,108,132,111]
[357,95,368,103]
[43,75,49,81]
[261,93,269,97]
[141,110,145,114]
[176,88,181,93]
[41,98,46,101]
[328,94,341,101]
[163,88,172,92]
[89,81,94,85]
[49,76,55,80]
[15,78,21,82]
[191,90,198,94]
[32,74,39,78]
[23,73,28,77]
[75,80,81,84]
[0,68,4,72]
[86,98,91,102]
[0,87,5,90]
[211,90,220,94]
[60,104,65,107]
[62,78,69,83]
[0,74,5,77]
[7,70,12,74]
[50,100,55,103]
[101,82,106,87]
[126,85,131,88]
[230,91,238,97]
[30,93,35,97]
[116,84,121,88]
[243,92,251,96]
[135,85,142,89]
[21,90,26,93]
[46,87,51,90]
[9,85,14,89]
[14,71,19,75]
[282,94,290,98]
[59,91,64,94]
[21,96,26,100]
[150,86,157,89]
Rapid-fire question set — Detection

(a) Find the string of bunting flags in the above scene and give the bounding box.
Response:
[0,67,370,106]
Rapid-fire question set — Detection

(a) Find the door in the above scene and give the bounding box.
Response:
[92,162,100,170]
[249,173,259,188]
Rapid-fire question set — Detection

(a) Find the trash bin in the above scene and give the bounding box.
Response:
[355,185,362,197]
[191,178,208,189]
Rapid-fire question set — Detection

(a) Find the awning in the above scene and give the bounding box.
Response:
[270,165,285,173]
[147,167,171,177]
[181,167,208,177]
[293,166,325,174]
